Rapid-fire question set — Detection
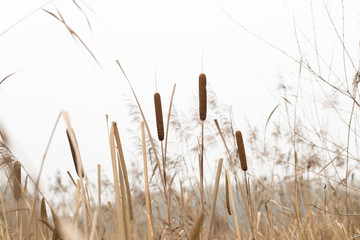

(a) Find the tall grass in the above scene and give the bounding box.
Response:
[1,1,360,239]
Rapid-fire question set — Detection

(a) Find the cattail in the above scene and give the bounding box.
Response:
[199,73,207,121]
[66,127,84,178]
[13,161,21,200]
[154,92,164,141]
[235,131,247,171]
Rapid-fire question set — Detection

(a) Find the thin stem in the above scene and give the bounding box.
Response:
[200,120,204,210]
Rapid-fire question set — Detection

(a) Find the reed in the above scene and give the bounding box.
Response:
[40,197,49,239]
[206,158,223,240]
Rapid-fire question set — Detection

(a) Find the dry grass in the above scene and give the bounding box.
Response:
[1,2,360,239]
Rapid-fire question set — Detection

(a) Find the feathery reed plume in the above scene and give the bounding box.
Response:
[66,127,84,178]
[154,92,164,141]
[235,130,247,171]
[13,161,21,201]
[199,73,207,121]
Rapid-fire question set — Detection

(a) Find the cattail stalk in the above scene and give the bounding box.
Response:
[199,73,207,210]
[154,93,166,185]
[141,122,155,240]
[236,130,255,239]
[154,92,171,232]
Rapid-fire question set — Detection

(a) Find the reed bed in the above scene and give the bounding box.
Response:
[1,71,360,240]
[1,3,359,238]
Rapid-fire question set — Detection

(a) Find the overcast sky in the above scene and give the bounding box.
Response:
[0,0,359,190]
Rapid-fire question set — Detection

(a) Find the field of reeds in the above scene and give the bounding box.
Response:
[1,1,360,239]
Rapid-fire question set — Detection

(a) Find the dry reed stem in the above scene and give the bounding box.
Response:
[67,171,77,187]
[50,208,61,240]
[89,212,98,240]
[189,211,205,240]
[97,164,103,239]
[117,149,131,240]
[225,172,231,215]
[214,119,232,215]
[40,198,49,239]
[13,161,21,201]
[73,180,81,228]
[235,131,247,171]
[154,92,164,141]
[206,158,223,240]
[113,122,133,220]
[0,193,11,239]
[214,119,232,158]
[79,180,89,238]
[141,122,155,240]
[164,84,176,165]
[66,127,84,178]
[162,84,177,235]
[200,121,204,210]
[109,124,126,240]
[199,73,207,121]
[225,170,241,240]
[112,122,132,239]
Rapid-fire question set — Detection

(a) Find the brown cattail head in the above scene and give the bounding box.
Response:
[235,131,247,171]
[66,127,84,178]
[154,92,164,141]
[199,73,207,121]
[13,161,21,200]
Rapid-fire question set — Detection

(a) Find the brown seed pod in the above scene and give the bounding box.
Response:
[235,131,247,171]
[199,73,207,121]
[66,127,84,178]
[154,92,164,141]
[13,161,21,201]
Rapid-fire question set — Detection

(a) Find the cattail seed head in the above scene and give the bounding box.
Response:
[154,92,164,141]
[235,131,247,171]
[13,161,21,201]
[66,127,84,178]
[199,73,207,121]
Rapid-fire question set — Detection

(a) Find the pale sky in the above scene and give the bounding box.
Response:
[0,0,359,191]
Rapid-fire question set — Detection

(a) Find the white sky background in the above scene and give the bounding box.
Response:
[0,0,359,191]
